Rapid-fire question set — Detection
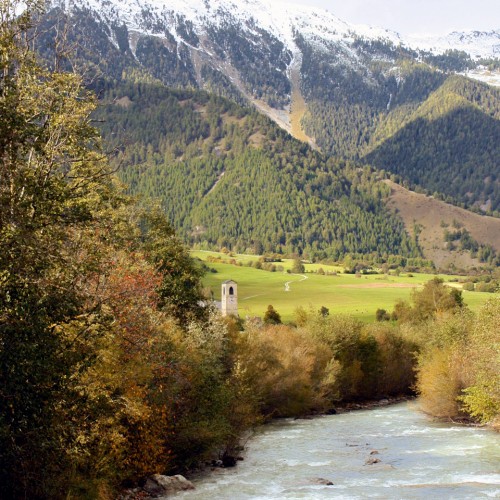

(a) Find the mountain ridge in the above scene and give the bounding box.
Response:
[50,0,500,60]
[96,82,424,262]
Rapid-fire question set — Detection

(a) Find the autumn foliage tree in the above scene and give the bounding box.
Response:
[0,0,126,496]
[391,277,464,324]
[0,5,257,495]
[263,304,282,324]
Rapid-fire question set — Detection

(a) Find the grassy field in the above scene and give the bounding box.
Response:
[192,251,494,322]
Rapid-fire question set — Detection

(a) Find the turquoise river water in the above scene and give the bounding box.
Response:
[173,402,500,499]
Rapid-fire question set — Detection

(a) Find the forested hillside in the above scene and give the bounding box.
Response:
[35,2,500,219]
[96,83,420,261]
[299,44,500,213]
[362,77,500,212]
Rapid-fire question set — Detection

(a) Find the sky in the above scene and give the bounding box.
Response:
[303,0,500,36]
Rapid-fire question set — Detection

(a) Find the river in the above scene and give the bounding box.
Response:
[174,402,500,499]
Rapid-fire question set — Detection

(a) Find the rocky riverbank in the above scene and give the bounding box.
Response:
[161,402,500,499]
[119,475,195,499]
[332,395,415,413]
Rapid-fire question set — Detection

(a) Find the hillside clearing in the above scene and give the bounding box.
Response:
[289,60,315,146]
[384,180,500,269]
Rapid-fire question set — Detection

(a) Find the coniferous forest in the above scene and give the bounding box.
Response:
[296,38,500,213]
[96,82,420,261]
[1,2,499,499]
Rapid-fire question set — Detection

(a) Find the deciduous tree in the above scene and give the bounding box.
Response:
[0,1,120,495]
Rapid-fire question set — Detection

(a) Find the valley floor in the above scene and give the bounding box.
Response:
[193,251,493,322]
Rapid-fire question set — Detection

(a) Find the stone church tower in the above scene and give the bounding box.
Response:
[221,280,238,317]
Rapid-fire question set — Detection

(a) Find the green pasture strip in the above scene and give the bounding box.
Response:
[192,251,463,280]
[191,250,258,265]
[191,250,343,272]
[193,252,493,323]
[461,290,497,311]
[199,263,418,322]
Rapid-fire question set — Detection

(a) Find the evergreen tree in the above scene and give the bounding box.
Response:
[292,258,305,274]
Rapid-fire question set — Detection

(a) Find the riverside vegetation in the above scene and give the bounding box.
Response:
[1,2,499,499]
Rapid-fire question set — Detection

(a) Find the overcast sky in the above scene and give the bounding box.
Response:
[302,0,500,35]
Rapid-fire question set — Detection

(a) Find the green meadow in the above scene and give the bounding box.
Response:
[192,251,494,322]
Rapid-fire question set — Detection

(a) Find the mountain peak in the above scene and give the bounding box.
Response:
[406,29,500,59]
[52,0,499,61]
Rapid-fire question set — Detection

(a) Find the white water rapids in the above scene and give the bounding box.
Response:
[174,402,500,499]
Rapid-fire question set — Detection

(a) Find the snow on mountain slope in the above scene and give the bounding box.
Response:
[406,30,500,59]
[55,0,499,60]
[42,0,499,218]
[463,67,500,86]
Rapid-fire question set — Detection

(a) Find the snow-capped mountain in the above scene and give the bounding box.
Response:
[43,0,500,126]
[41,0,500,178]
[406,30,500,59]
[53,0,499,60]
[43,0,499,128]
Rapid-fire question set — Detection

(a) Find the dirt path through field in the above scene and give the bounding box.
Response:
[241,294,263,301]
[284,274,308,292]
